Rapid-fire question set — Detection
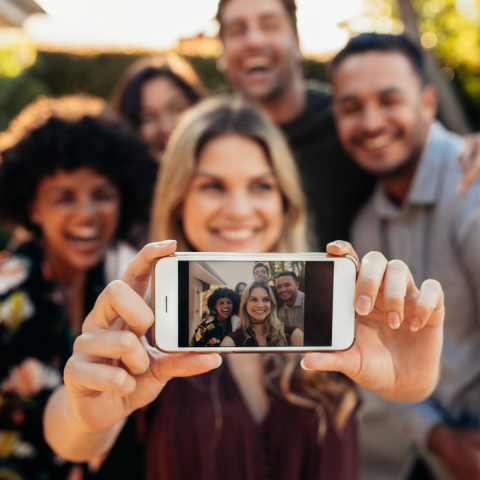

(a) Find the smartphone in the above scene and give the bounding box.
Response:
[152,253,357,353]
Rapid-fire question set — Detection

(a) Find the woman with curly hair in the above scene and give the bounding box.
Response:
[0,97,156,479]
[194,287,240,347]
[221,282,303,347]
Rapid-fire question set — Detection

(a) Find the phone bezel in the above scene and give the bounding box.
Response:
[152,252,357,353]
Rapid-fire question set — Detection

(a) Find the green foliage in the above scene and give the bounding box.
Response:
[414,0,480,127]
[0,42,36,77]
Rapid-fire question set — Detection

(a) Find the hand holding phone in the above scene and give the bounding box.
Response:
[303,241,445,403]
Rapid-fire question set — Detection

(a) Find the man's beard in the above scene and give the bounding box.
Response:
[377,146,422,180]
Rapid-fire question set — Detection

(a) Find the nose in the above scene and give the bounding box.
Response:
[361,104,385,135]
[244,24,267,50]
[222,189,254,220]
[76,196,98,220]
[156,114,176,137]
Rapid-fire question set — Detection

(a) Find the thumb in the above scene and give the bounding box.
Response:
[149,351,222,386]
[302,351,359,378]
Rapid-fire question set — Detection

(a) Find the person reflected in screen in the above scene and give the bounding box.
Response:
[221,281,303,347]
[253,262,270,282]
[235,281,247,297]
[276,271,304,331]
[0,96,156,479]
[193,287,240,347]
[111,54,206,161]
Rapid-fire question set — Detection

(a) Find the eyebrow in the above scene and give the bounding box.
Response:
[194,171,276,181]
[336,87,404,104]
[45,181,115,194]
[223,10,283,26]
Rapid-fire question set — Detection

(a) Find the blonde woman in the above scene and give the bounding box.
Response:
[221,281,303,347]
[44,98,444,480]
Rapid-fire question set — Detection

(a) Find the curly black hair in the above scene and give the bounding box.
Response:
[207,287,240,316]
[0,115,158,243]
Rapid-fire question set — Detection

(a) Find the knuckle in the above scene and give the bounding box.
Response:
[387,259,408,273]
[364,251,387,264]
[110,369,128,392]
[422,279,442,292]
[72,334,88,353]
[106,280,127,299]
[118,331,138,354]
[64,357,81,386]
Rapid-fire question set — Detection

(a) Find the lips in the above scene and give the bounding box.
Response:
[214,228,259,242]
[242,55,273,73]
[65,226,102,252]
[356,132,399,151]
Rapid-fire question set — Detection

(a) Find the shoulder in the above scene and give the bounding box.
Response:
[284,325,297,336]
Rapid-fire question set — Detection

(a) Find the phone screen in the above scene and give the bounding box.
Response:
[178,260,334,348]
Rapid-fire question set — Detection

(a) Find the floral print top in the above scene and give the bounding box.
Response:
[0,241,105,480]
[193,311,238,347]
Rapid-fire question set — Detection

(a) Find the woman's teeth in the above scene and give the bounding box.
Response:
[218,229,254,241]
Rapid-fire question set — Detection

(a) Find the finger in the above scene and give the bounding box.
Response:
[409,279,444,332]
[355,251,388,315]
[382,260,411,329]
[326,240,360,265]
[83,280,154,336]
[301,351,359,379]
[64,358,136,397]
[149,351,222,386]
[74,330,150,375]
[457,140,480,195]
[121,240,177,296]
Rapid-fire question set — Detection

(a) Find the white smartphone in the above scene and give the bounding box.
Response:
[152,252,357,353]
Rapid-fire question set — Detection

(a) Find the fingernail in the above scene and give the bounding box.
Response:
[387,312,401,329]
[327,240,345,249]
[214,354,222,369]
[157,240,177,246]
[410,317,421,332]
[355,295,371,315]
[300,358,313,370]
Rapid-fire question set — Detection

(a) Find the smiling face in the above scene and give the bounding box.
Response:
[246,286,272,323]
[138,76,193,159]
[219,0,301,101]
[181,134,284,253]
[30,168,120,273]
[253,265,269,282]
[215,297,234,320]
[276,274,298,302]
[332,51,437,177]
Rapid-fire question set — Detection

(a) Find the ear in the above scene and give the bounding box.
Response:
[295,282,300,289]
[421,83,438,123]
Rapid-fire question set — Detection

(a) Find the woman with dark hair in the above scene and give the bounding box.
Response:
[0,98,156,479]
[234,281,247,297]
[194,287,240,347]
[111,54,206,161]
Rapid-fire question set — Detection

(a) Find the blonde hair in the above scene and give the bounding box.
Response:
[151,96,311,252]
[150,96,356,437]
[0,94,106,154]
[238,282,288,346]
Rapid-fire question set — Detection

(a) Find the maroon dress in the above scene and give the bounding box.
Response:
[144,359,358,480]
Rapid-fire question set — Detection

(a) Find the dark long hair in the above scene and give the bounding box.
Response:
[111,55,206,131]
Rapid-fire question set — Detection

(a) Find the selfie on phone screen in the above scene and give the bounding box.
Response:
[182,260,333,348]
